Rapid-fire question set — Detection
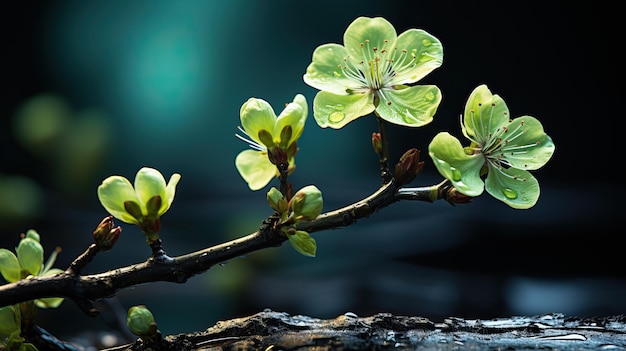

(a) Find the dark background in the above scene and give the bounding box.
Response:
[1,0,623,345]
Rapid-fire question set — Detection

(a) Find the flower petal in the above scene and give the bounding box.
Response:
[390,28,443,85]
[134,167,166,215]
[312,90,375,129]
[428,132,485,196]
[240,98,278,145]
[500,116,555,170]
[16,237,43,277]
[376,85,441,127]
[235,150,277,191]
[98,175,141,224]
[303,44,356,95]
[0,249,21,283]
[343,17,397,67]
[462,85,510,142]
[162,173,181,216]
[275,94,307,145]
[485,165,540,209]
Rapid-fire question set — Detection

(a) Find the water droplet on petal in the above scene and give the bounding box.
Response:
[450,167,462,181]
[329,112,345,123]
[422,39,432,46]
[502,188,518,199]
[426,91,435,101]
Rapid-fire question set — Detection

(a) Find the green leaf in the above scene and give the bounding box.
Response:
[288,231,317,257]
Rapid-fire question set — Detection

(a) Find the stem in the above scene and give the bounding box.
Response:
[376,115,392,184]
[278,162,291,199]
[66,244,100,276]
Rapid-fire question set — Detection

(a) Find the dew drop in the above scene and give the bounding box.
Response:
[426,91,435,101]
[450,167,462,181]
[502,188,518,199]
[329,112,345,123]
[422,39,432,46]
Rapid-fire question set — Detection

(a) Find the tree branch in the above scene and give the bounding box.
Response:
[0,178,453,311]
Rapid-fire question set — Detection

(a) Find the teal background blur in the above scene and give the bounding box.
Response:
[1,0,623,347]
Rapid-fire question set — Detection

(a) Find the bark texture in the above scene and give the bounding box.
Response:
[99,310,626,351]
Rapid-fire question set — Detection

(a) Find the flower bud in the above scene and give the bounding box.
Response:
[445,187,473,206]
[267,187,288,214]
[394,148,424,186]
[289,185,323,221]
[24,229,41,242]
[93,216,122,251]
[371,132,383,157]
[127,305,158,338]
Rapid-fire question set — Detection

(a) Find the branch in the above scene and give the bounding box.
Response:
[0,178,456,311]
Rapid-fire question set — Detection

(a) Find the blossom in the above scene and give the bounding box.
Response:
[428,85,555,209]
[0,230,64,308]
[303,16,443,129]
[235,94,308,191]
[97,167,180,241]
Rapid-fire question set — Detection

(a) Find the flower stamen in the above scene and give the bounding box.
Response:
[235,126,266,151]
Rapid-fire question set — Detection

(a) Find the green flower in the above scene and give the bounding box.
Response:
[235,94,308,191]
[0,230,64,308]
[303,16,443,129]
[97,167,181,243]
[428,84,555,209]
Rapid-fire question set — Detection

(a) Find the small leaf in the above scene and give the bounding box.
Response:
[288,231,317,257]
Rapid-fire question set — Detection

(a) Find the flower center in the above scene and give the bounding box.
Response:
[467,104,542,178]
[340,39,397,93]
